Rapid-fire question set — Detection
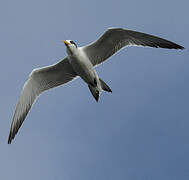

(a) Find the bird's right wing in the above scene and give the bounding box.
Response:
[8,57,77,144]
[83,28,184,67]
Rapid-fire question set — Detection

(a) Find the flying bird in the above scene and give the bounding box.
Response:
[8,28,184,144]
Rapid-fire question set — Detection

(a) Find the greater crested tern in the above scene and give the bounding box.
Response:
[8,28,184,144]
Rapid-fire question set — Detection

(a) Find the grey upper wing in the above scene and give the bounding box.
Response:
[8,57,77,144]
[83,28,184,66]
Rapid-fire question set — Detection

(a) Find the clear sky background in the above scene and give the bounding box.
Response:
[0,0,188,179]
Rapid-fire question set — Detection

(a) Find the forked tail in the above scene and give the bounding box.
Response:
[99,78,112,93]
[88,84,100,102]
[88,78,112,102]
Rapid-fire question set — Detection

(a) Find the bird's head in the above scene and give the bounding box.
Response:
[63,40,77,55]
[63,40,77,48]
[63,40,78,55]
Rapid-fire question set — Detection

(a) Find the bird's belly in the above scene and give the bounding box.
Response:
[69,55,96,84]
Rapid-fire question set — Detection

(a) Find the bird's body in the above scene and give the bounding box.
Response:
[8,28,184,144]
[67,46,101,90]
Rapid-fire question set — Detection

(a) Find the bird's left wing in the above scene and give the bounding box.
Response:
[83,28,184,67]
[8,57,77,144]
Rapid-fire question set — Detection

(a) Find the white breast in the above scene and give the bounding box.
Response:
[68,47,97,84]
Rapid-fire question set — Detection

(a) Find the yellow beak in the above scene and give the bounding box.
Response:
[63,40,70,46]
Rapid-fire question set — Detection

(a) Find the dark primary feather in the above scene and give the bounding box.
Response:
[8,58,77,144]
[83,28,184,66]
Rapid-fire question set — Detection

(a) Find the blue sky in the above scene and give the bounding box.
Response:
[0,0,188,179]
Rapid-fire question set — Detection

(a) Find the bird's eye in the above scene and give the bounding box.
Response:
[70,41,77,47]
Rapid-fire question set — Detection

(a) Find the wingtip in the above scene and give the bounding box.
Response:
[8,133,13,144]
[8,127,15,144]
[174,44,184,50]
[180,46,185,50]
[8,139,12,144]
[158,43,184,50]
